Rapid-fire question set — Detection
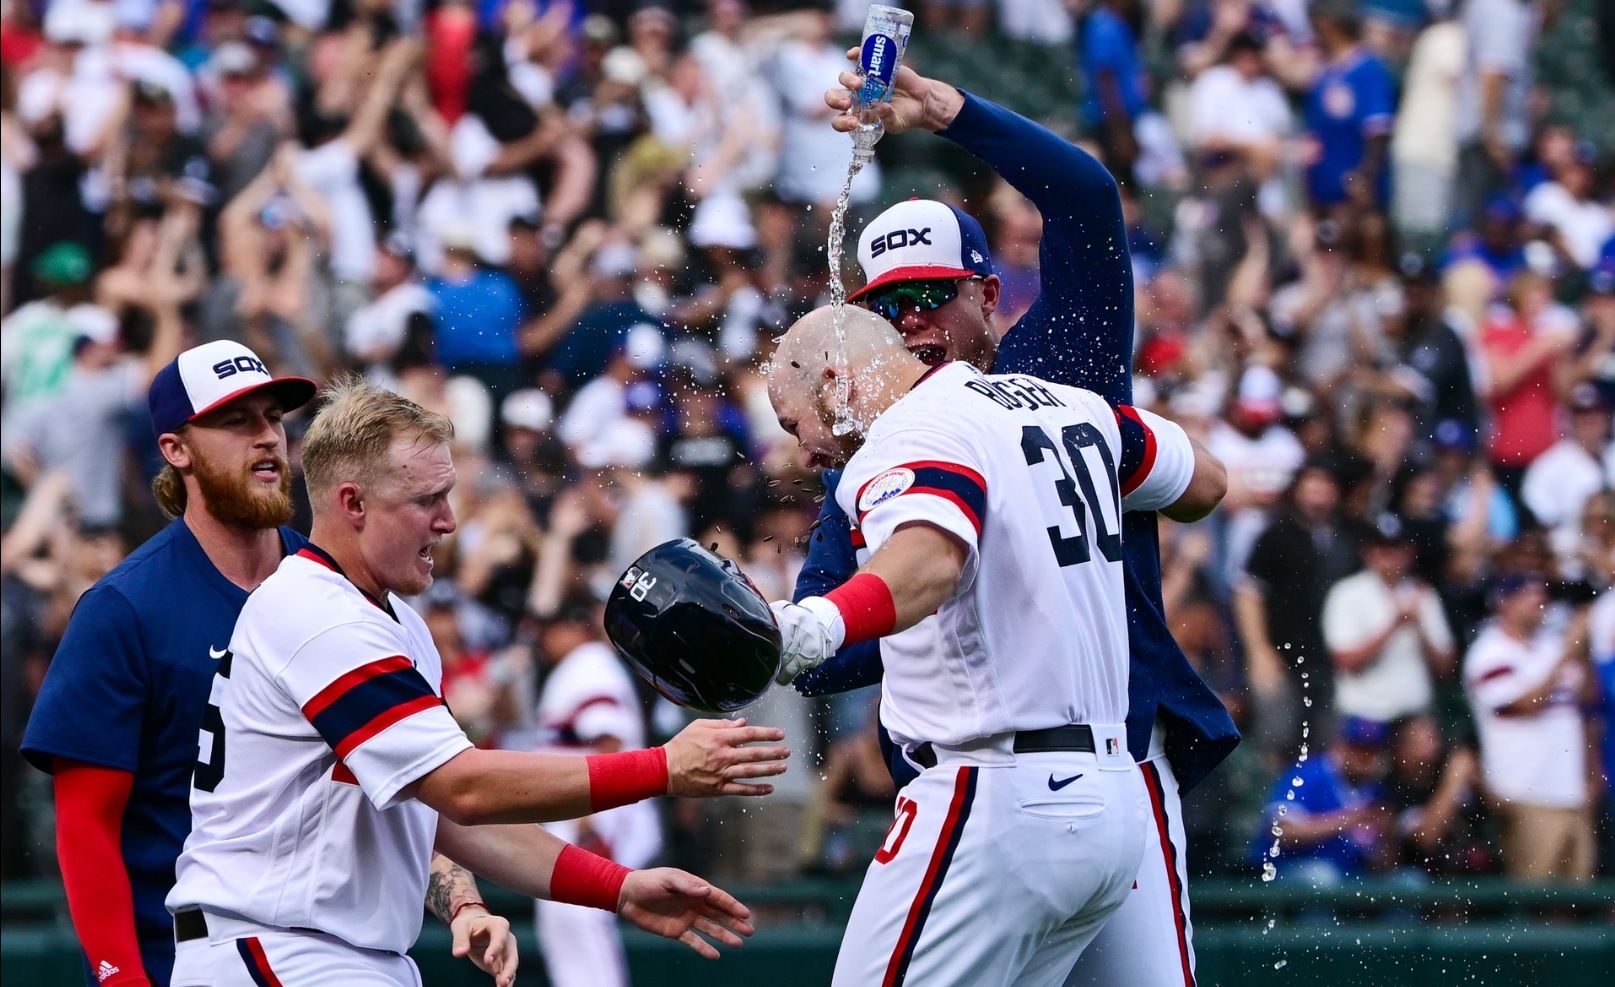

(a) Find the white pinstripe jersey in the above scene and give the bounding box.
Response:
[168,547,473,954]
[837,363,1195,749]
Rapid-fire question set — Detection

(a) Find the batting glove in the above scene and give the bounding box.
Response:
[769,598,845,685]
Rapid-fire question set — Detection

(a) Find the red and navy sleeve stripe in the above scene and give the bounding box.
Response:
[301,656,444,759]
[1114,406,1158,498]
[859,461,988,536]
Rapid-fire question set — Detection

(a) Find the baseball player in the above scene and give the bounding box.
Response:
[166,378,786,985]
[20,341,514,987]
[792,59,1241,985]
[531,601,664,987]
[767,309,1226,986]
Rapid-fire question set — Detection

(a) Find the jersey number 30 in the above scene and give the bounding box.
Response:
[194,650,232,792]
[1020,424,1122,566]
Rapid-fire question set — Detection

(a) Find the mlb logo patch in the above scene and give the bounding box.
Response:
[1106,737,1121,756]
[859,468,916,513]
[620,567,643,590]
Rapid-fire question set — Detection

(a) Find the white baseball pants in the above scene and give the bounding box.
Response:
[832,726,1147,987]
[1063,750,1197,987]
[170,919,421,986]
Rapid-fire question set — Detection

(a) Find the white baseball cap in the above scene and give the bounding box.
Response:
[501,388,555,433]
[851,199,995,301]
[148,341,316,436]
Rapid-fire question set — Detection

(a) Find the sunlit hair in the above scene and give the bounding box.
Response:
[152,462,187,518]
[301,376,454,506]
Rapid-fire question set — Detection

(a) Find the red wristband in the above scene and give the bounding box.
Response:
[449,900,488,923]
[585,746,668,813]
[549,843,630,912]
[825,573,897,645]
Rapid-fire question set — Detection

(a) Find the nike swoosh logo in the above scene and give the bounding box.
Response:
[209,646,228,659]
[1047,773,1084,791]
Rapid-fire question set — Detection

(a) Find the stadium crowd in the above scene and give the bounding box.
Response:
[1,0,1612,900]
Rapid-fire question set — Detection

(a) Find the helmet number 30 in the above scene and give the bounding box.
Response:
[629,575,658,602]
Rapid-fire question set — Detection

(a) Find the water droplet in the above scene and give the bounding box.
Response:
[1261,862,1278,882]
[1274,959,1289,970]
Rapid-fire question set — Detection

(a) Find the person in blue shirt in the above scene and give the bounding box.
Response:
[20,342,516,987]
[1077,0,1149,181]
[427,238,529,402]
[815,58,1238,987]
[1304,2,1395,211]
[1252,716,1393,882]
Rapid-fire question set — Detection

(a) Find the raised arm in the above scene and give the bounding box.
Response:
[825,62,1134,401]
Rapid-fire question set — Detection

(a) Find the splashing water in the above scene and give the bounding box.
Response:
[826,159,865,436]
[1261,652,1313,884]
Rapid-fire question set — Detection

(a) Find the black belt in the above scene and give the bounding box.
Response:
[174,908,207,943]
[909,725,1096,769]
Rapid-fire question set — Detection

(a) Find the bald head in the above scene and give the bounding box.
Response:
[770,305,916,396]
[767,305,927,467]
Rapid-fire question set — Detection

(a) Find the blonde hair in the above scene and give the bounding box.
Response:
[152,463,187,519]
[301,376,455,505]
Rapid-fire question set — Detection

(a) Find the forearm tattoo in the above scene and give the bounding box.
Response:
[426,853,481,922]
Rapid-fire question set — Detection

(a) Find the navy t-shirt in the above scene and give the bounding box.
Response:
[21,520,304,987]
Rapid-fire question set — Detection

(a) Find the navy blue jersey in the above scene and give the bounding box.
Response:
[794,92,1238,791]
[21,520,305,986]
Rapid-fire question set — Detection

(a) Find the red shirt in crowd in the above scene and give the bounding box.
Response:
[1481,316,1563,468]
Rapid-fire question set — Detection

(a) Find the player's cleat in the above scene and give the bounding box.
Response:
[604,539,783,713]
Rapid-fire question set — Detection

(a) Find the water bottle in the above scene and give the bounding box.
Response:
[851,5,914,165]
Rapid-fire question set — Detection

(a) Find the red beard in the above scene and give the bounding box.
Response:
[192,448,295,529]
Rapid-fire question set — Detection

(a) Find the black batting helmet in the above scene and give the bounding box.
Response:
[604,538,782,713]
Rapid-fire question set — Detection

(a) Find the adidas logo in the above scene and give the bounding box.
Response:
[96,960,121,982]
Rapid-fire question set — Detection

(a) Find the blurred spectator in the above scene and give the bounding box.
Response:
[1357,253,1480,448]
[344,234,434,383]
[1207,365,1305,572]
[1382,713,1491,875]
[426,231,527,401]
[1389,8,1463,238]
[1185,31,1291,185]
[1076,0,1147,181]
[1523,142,1612,272]
[1255,716,1393,883]
[1520,385,1614,555]
[1,242,109,414]
[1323,515,1455,727]
[1479,271,1580,496]
[1237,459,1363,760]
[1463,575,1596,882]
[1455,0,1536,223]
[1303,1,1393,213]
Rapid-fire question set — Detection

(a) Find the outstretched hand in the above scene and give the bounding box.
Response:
[449,906,518,987]
[823,49,964,135]
[664,718,789,797]
[618,868,756,959]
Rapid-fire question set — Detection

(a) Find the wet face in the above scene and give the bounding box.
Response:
[170,392,294,529]
[358,438,458,596]
[772,383,860,470]
[862,276,1001,371]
